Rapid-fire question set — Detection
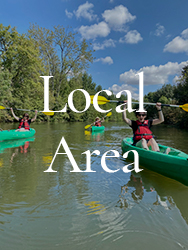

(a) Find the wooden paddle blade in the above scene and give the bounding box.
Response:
[90,95,109,105]
[0,105,6,110]
[181,104,188,112]
[41,111,54,116]
[85,124,92,129]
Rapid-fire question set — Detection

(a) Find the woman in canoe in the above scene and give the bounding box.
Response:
[93,117,104,127]
[10,108,37,131]
[122,101,170,154]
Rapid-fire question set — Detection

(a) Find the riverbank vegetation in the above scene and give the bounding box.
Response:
[0,24,187,127]
[144,65,188,128]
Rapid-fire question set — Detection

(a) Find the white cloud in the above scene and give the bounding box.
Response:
[164,28,188,53]
[164,37,188,53]
[109,83,139,99]
[119,30,143,44]
[109,0,114,3]
[108,61,188,100]
[93,39,116,50]
[79,21,110,39]
[181,28,188,39]
[119,61,188,86]
[173,75,180,84]
[154,23,165,36]
[166,34,172,40]
[95,56,113,65]
[74,1,97,21]
[102,5,136,31]
[65,9,73,19]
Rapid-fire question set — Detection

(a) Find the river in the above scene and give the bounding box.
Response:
[0,122,188,250]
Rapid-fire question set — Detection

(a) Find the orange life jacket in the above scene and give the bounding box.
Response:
[133,120,153,141]
[18,119,30,130]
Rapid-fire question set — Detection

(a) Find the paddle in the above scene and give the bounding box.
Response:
[90,96,188,112]
[84,112,112,130]
[0,105,54,116]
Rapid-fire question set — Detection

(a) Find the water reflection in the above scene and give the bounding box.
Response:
[9,140,33,163]
[0,122,188,249]
[116,168,188,226]
[84,130,91,141]
[91,131,105,141]
[0,137,35,154]
[153,195,175,210]
[84,201,106,215]
[85,130,105,141]
[42,155,53,166]
[137,168,188,224]
[117,173,150,210]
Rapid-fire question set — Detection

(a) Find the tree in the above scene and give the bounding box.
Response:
[174,65,188,128]
[0,68,12,121]
[174,65,188,104]
[28,25,94,102]
[0,24,46,120]
[82,72,96,93]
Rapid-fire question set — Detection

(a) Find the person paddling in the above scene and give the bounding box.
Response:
[10,108,37,131]
[122,101,170,154]
[93,117,104,127]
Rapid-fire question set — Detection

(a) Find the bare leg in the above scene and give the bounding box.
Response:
[136,138,170,154]
[136,138,149,150]
[147,138,159,151]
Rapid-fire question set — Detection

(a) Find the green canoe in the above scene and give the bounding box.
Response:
[121,137,188,186]
[91,126,105,132]
[0,128,36,141]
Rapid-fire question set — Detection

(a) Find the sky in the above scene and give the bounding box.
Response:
[1,0,188,99]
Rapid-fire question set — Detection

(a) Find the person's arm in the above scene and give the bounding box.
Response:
[10,108,19,121]
[101,117,105,123]
[31,110,38,122]
[122,101,132,126]
[152,102,164,125]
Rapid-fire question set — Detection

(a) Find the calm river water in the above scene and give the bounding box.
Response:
[0,121,188,250]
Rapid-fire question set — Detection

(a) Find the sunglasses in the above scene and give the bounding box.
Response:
[137,114,146,117]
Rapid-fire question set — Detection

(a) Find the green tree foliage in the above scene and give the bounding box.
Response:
[174,66,188,128]
[0,68,12,121]
[26,24,97,123]
[0,23,95,123]
[28,24,94,111]
[174,66,188,104]
[144,68,188,128]
[0,24,45,121]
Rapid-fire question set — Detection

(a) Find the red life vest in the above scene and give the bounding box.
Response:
[133,120,153,141]
[18,119,30,130]
[95,120,101,127]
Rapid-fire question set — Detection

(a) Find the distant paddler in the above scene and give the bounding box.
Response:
[93,116,105,127]
[84,112,112,130]
[10,108,37,131]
